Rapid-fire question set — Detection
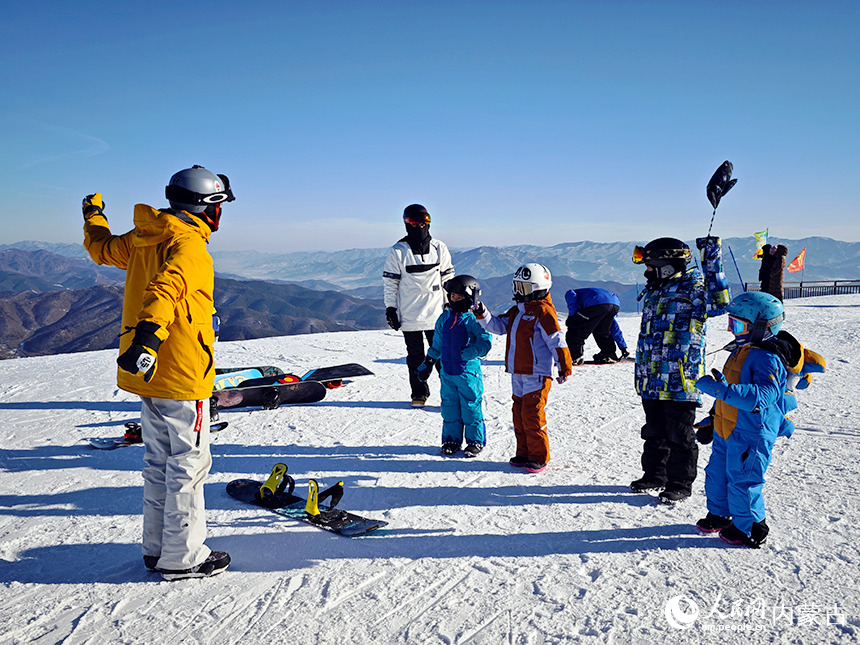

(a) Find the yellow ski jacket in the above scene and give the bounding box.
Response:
[84,204,216,400]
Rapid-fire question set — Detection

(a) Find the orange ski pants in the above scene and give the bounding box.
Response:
[511,375,553,464]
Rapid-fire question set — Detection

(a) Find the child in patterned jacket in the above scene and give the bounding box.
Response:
[629,236,730,504]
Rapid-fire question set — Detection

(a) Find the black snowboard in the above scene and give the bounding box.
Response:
[211,379,327,410]
[300,363,374,383]
[226,478,387,537]
[88,421,228,450]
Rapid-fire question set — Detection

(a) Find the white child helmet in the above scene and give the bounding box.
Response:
[512,263,552,302]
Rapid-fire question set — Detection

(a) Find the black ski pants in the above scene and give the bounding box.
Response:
[639,398,698,495]
[403,329,435,400]
[565,303,620,360]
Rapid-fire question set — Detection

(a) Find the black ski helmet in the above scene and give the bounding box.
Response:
[635,237,692,280]
[445,274,481,308]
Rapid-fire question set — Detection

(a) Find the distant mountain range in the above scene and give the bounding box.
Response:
[205,236,859,288]
[0,248,386,359]
[5,235,856,288]
[1,235,855,358]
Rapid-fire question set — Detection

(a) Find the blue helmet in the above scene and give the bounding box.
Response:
[726,291,785,339]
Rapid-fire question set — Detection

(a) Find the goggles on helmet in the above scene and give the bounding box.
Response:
[403,212,431,226]
[631,245,692,265]
[727,315,749,335]
[512,280,535,297]
[166,176,235,207]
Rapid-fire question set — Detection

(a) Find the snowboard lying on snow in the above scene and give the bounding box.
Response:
[214,367,286,391]
[215,363,373,388]
[226,463,387,537]
[212,378,327,410]
[212,363,374,410]
[87,421,228,450]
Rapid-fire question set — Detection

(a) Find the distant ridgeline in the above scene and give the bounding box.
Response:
[0,248,387,359]
[1,237,857,358]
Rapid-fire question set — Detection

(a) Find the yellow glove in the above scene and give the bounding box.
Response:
[82,193,105,220]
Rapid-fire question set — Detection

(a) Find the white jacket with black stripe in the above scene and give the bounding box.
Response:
[382,237,454,332]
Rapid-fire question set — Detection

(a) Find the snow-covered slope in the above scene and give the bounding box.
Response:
[1,295,858,644]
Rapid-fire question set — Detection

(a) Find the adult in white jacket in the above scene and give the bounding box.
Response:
[383,204,455,406]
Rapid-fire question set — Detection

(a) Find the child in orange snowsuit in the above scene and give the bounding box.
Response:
[473,263,572,472]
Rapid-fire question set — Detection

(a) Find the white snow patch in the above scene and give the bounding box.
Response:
[0,294,858,643]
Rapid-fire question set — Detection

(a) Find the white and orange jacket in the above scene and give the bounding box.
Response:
[476,294,572,378]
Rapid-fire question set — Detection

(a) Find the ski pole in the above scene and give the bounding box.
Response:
[727,246,746,292]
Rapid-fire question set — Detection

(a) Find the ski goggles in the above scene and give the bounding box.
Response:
[727,315,750,335]
[512,280,536,296]
[403,212,431,226]
[165,176,235,206]
[631,246,692,265]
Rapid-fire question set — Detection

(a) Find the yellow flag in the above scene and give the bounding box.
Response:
[753,229,768,259]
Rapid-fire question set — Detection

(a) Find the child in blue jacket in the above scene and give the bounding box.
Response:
[695,291,825,548]
[417,275,492,457]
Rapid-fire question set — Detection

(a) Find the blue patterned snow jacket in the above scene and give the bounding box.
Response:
[634,236,730,403]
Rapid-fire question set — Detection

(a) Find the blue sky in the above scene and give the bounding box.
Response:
[2,1,858,253]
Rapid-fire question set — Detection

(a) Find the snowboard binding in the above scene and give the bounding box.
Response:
[305,478,345,523]
[257,463,296,507]
[261,388,281,410]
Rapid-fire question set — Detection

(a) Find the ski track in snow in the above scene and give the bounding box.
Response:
[1,295,859,644]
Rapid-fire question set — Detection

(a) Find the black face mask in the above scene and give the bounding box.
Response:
[199,203,221,232]
[449,298,471,313]
[404,223,431,253]
[645,262,682,287]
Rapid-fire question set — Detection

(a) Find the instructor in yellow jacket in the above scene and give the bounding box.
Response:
[83,165,233,580]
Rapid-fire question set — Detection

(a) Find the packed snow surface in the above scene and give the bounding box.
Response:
[1,294,858,644]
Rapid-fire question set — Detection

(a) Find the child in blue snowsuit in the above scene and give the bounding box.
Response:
[417,275,492,458]
[695,291,825,548]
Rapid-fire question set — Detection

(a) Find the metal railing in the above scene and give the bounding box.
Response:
[744,280,860,300]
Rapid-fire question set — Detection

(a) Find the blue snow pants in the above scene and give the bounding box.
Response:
[705,431,775,535]
[440,365,485,446]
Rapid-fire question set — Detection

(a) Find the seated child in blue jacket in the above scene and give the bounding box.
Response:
[418,275,492,457]
[695,291,825,548]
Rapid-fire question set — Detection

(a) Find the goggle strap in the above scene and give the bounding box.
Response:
[166,184,235,206]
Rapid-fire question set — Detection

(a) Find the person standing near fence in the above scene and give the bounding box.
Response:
[758,244,788,301]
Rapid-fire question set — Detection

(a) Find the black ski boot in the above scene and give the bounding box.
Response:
[441,443,460,456]
[592,352,618,364]
[658,488,690,504]
[630,476,666,493]
[696,512,732,533]
[158,551,231,581]
[463,443,483,458]
[720,520,769,548]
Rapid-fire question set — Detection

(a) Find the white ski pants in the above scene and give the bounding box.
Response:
[140,397,212,570]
